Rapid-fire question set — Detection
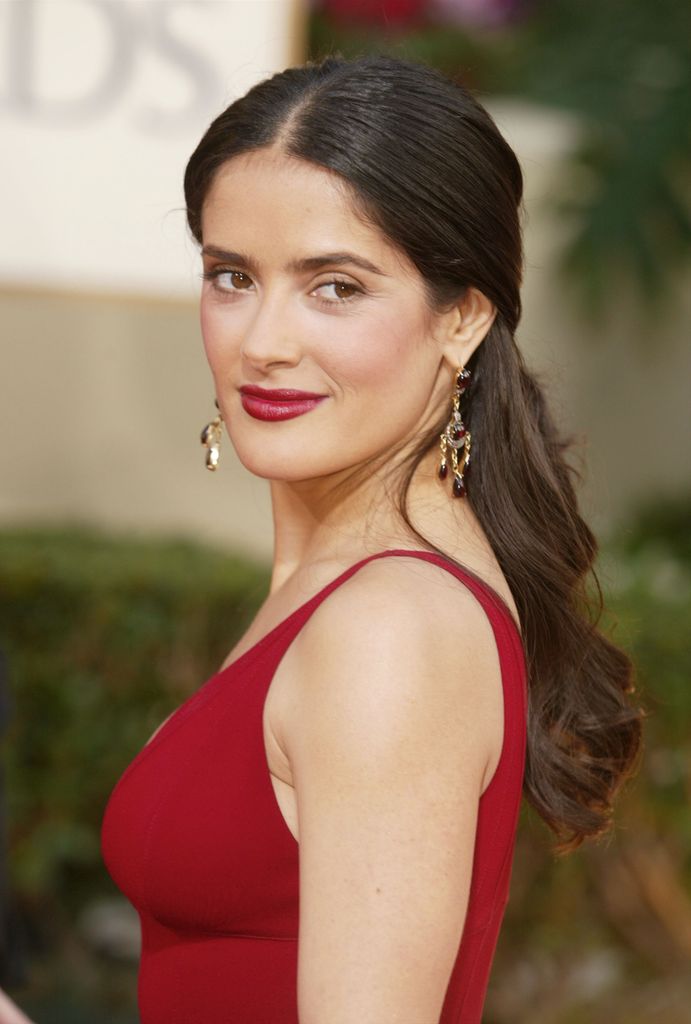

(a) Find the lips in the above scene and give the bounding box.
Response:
[239,385,328,422]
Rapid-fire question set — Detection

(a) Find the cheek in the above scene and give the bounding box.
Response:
[323,311,417,394]
[199,298,235,371]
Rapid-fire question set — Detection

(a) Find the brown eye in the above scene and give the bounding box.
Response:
[317,279,363,303]
[228,271,252,289]
[217,270,251,290]
[203,268,253,292]
[333,281,358,299]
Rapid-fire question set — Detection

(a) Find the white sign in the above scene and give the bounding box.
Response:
[0,0,300,298]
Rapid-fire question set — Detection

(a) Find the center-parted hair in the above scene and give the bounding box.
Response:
[184,53,643,852]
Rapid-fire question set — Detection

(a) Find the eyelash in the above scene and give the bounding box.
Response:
[201,268,364,307]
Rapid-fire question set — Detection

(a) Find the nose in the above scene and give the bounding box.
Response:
[240,293,301,372]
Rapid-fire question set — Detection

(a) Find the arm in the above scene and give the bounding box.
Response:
[285,559,503,1024]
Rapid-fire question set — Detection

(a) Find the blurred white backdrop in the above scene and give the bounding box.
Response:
[0,0,302,298]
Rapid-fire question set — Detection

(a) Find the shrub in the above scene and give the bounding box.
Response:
[0,527,269,908]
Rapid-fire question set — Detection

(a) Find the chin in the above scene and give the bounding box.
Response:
[234,450,334,483]
[230,430,377,484]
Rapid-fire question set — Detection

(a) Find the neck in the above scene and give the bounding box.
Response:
[266,445,482,594]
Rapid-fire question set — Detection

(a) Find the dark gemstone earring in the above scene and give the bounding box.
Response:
[200,399,223,471]
[438,367,472,498]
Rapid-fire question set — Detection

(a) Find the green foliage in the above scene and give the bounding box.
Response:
[309,0,691,319]
[490,495,691,1018]
[0,528,269,905]
[599,494,691,832]
[517,0,691,316]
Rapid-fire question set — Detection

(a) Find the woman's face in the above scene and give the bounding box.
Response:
[199,147,454,487]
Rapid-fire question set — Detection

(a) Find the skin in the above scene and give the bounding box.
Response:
[0,989,33,1024]
[197,146,519,1023]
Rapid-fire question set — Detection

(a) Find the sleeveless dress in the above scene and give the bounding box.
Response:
[101,549,527,1023]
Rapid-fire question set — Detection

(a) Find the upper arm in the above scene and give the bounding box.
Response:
[285,559,503,1024]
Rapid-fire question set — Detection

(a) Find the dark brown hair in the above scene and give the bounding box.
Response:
[184,53,643,852]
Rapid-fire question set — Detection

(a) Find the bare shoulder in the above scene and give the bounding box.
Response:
[283,553,505,794]
[294,552,503,682]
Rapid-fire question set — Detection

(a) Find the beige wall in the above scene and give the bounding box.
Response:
[2,101,688,560]
[0,287,274,556]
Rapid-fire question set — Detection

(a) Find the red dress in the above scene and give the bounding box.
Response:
[101,549,527,1023]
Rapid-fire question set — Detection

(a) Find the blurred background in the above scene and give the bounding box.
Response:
[0,1,689,1021]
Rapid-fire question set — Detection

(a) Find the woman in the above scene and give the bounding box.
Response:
[100,53,642,1023]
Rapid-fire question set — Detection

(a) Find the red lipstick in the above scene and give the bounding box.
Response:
[239,385,328,422]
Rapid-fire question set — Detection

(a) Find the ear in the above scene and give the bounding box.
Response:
[437,287,496,371]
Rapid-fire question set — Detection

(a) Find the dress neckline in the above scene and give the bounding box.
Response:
[216,548,522,680]
[114,548,523,793]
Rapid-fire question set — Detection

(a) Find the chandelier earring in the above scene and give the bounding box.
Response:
[438,366,472,498]
[200,399,223,471]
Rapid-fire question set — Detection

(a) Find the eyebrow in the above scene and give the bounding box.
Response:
[201,245,387,277]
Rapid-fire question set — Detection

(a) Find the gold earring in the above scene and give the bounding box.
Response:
[438,366,472,497]
[200,399,223,471]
